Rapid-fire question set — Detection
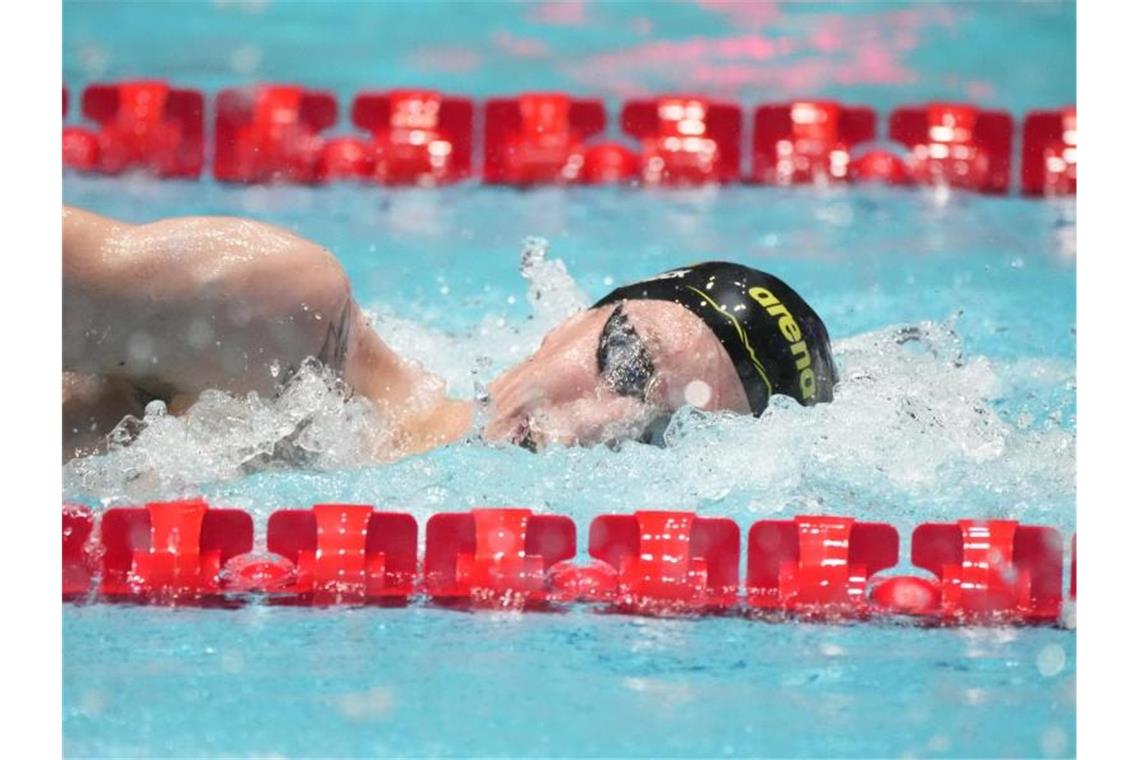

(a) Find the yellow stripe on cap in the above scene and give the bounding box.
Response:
[685,285,774,398]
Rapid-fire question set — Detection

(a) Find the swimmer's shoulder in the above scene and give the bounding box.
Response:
[129,215,344,285]
[66,207,348,304]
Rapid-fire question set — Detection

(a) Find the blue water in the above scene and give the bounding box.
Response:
[65,606,1074,759]
[63,1,1076,757]
[63,0,1075,112]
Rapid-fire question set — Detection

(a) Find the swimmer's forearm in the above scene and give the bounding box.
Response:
[341,305,474,452]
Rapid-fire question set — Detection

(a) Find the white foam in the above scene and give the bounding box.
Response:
[371,235,591,395]
[63,240,1075,532]
[64,360,399,503]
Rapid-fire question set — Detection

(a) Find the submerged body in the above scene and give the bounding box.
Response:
[62,207,837,462]
[62,207,469,460]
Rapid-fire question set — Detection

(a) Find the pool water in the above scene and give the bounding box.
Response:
[63,1,1076,757]
[65,606,1072,758]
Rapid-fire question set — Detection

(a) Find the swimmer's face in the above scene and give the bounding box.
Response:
[484,300,751,450]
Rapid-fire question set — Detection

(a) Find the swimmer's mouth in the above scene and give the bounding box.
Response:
[508,413,670,452]
[512,418,540,453]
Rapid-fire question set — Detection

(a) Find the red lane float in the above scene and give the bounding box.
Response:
[752,101,876,185]
[621,96,742,185]
[587,511,740,612]
[62,80,204,177]
[582,143,642,184]
[483,93,600,184]
[319,90,474,184]
[254,504,418,603]
[1070,534,1076,599]
[483,93,637,185]
[849,148,914,185]
[62,86,100,170]
[868,575,942,616]
[1021,107,1076,196]
[547,557,619,602]
[424,508,576,604]
[214,85,337,183]
[887,103,1013,194]
[747,515,898,617]
[98,499,252,600]
[61,504,1074,624]
[62,504,96,600]
[59,81,1079,195]
[871,519,1064,623]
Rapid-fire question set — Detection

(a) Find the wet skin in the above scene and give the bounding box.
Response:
[483,300,750,449]
[62,207,749,462]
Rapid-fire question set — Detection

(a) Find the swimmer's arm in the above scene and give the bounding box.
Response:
[62,206,472,452]
[62,207,351,384]
[63,207,348,308]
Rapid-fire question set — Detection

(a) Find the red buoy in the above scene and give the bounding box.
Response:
[868,575,941,615]
[547,559,618,602]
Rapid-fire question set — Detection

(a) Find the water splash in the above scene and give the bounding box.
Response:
[63,237,593,503]
[64,360,399,503]
[369,235,590,394]
[518,235,591,330]
[64,241,1073,534]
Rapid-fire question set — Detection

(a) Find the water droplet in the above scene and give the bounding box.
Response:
[1036,644,1066,677]
[229,45,262,75]
[683,380,712,408]
[1039,726,1067,757]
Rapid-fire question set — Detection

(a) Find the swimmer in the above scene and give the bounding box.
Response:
[62,206,837,462]
[484,261,838,450]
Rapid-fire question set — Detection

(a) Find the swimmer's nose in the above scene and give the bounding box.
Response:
[482,397,530,443]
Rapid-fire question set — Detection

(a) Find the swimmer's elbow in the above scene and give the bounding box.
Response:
[252,243,353,324]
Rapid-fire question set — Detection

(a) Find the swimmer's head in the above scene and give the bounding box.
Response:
[483,262,838,450]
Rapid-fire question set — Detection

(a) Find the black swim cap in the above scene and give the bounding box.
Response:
[593,262,837,416]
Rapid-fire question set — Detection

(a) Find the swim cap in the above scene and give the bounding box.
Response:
[593,262,837,416]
